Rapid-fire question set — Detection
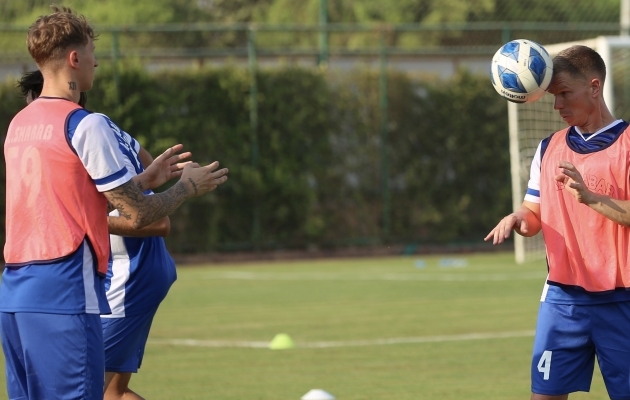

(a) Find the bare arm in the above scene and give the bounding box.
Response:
[557,161,630,226]
[108,216,170,237]
[138,146,154,168]
[580,196,630,226]
[484,201,541,245]
[104,161,228,229]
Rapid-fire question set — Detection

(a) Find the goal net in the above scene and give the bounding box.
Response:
[509,36,630,263]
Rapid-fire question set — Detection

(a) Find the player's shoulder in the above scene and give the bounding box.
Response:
[616,120,630,135]
[68,110,107,132]
[69,111,125,139]
[538,131,559,161]
[92,112,127,136]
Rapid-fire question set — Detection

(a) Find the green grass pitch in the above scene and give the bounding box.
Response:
[0,252,610,399]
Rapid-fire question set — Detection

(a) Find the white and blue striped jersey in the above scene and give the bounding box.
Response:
[526,119,630,304]
[0,107,133,314]
[103,126,177,318]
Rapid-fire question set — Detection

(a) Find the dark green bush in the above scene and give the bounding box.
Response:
[0,63,510,253]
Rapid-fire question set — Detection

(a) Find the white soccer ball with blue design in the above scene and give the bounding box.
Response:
[490,39,553,103]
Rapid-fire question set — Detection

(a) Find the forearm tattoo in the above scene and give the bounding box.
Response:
[104,179,188,228]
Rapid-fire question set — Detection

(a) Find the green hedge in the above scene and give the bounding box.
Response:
[0,64,511,252]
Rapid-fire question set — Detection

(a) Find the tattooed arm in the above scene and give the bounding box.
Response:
[107,144,180,237]
[104,161,228,229]
[104,179,188,230]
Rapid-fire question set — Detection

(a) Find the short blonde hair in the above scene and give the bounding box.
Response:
[27,5,96,67]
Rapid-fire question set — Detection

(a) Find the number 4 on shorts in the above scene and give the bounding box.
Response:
[537,350,552,380]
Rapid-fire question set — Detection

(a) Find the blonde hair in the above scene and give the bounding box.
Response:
[27,5,96,67]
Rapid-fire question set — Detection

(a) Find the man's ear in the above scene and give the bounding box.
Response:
[590,78,601,97]
[68,49,80,68]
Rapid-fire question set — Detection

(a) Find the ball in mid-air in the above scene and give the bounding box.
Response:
[490,39,553,103]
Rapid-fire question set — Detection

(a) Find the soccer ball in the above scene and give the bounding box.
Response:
[490,39,553,103]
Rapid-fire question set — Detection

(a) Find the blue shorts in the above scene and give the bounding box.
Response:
[0,312,104,400]
[102,308,158,373]
[532,301,630,400]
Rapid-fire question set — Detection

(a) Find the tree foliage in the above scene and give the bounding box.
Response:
[0,0,620,53]
[0,0,620,25]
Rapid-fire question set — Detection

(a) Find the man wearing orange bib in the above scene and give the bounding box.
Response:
[1,6,229,399]
[486,45,630,400]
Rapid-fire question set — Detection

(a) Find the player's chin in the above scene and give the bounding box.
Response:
[80,77,95,92]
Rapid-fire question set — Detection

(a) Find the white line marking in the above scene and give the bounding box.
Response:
[195,272,546,282]
[151,338,270,348]
[149,330,535,349]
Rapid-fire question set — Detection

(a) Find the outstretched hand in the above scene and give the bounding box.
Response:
[181,161,229,197]
[484,202,541,244]
[554,161,593,204]
[484,212,529,245]
[141,144,192,190]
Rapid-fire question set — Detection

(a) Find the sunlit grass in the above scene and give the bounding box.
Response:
[0,252,609,399]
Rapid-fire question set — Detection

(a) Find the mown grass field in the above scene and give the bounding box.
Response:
[0,252,610,399]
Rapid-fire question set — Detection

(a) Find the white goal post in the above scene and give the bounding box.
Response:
[509,35,630,263]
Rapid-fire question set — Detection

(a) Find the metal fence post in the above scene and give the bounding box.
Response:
[248,26,261,249]
[379,29,390,240]
[622,0,630,36]
[501,24,511,44]
[318,0,328,67]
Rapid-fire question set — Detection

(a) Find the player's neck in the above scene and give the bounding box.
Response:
[39,73,81,104]
[577,105,616,134]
